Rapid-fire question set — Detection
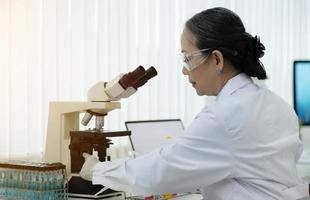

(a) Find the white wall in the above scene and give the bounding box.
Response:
[0,0,309,160]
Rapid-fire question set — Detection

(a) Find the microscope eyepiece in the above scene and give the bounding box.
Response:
[102,65,158,100]
[145,66,158,80]
[118,66,146,89]
[133,66,158,89]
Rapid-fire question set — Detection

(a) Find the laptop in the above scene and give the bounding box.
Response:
[125,119,184,155]
[124,119,201,198]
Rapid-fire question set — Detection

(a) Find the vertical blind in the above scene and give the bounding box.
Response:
[0,0,309,161]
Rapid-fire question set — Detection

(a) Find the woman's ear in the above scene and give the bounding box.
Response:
[212,50,224,73]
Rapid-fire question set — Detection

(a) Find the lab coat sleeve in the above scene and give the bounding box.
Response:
[92,107,234,195]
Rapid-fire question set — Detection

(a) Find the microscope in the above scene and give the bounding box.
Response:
[44,66,157,176]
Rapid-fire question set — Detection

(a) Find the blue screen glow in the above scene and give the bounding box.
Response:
[294,62,310,125]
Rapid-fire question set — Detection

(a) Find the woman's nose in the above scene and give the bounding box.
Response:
[182,66,189,75]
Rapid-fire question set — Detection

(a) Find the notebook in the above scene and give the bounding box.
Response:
[125,119,184,155]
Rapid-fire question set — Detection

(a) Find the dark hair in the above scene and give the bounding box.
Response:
[185,7,267,80]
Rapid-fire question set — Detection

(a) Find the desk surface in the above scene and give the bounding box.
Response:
[170,194,202,200]
[68,193,203,200]
[127,194,203,200]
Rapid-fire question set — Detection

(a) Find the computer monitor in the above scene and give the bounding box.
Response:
[293,61,310,125]
[125,119,184,155]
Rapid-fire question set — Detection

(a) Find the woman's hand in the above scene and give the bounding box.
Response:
[79,153,99,181]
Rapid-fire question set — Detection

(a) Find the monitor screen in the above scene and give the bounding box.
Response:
[294,61,310,125]
[125,119,184,155]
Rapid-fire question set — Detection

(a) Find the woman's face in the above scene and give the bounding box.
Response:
[180,28,221,96]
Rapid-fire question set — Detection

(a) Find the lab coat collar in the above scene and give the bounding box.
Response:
[216,73,253,101]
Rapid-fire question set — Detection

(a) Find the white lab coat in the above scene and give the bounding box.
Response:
[92,73,309,200]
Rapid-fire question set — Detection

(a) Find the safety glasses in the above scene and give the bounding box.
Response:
[181,48,213,71]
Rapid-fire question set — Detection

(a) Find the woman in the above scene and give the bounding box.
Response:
[80,7,308,200]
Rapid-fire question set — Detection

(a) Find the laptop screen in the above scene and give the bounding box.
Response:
[125,119,184,155]
[294,61,310,125]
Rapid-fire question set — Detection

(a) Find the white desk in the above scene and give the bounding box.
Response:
[127,194,202,200]
[170,194,202,200]
[68,193,202,200]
